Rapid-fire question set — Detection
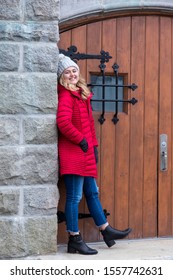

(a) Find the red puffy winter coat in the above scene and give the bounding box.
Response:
[56,84,98,178]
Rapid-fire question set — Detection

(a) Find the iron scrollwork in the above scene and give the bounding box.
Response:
[59,45,112,64]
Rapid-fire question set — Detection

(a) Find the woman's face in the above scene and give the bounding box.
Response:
[62,66,79,85]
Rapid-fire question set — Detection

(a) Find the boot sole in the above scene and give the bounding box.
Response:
[68,245,98,255]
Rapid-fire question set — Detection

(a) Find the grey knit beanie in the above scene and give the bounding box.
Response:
[57,54,79,79]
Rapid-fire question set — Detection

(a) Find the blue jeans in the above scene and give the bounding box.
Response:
[64,175,107,232]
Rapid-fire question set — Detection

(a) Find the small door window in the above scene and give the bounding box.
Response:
[90,75,124,112]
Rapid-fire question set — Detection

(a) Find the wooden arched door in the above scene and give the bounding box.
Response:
[57,15,173,244]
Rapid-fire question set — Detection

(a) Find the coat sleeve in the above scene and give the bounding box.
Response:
[89,99,98,147]
[56,91,84,144]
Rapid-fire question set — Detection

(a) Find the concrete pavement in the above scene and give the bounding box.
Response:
[26,237,173,260]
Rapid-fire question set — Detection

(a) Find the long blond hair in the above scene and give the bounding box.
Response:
[59,74,90,100]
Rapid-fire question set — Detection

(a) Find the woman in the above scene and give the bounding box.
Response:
[56,54,131,255]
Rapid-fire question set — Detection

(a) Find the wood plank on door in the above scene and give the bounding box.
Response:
[99,19,117,229]
[114,17,131,231]
[129,16,145,238]
[158,16,172,236]
[143,16,159,238]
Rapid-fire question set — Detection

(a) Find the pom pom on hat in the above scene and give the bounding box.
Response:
[57,54,79,79]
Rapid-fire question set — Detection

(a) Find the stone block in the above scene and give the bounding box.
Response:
[0,0,20,20]
[0,216,57,258]
[24,216,58,255]
[0,22,59,42]
[0,74,58,114]
[0,218,25,259]
[25,0,59,21]
[0,148,21,186]
[23,116,57,144]
[0,218,26,259]
[0,44,20,71]
[0,145,58,186]
[19,145,58,185]
[0,188,20,215]
[23,185,59,215]
[23,45,58,72]
[0,117,20,145]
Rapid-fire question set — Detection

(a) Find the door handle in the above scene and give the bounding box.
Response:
[160,134,168,171]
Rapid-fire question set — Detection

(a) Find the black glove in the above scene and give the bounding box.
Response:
[94,146,98,163]
[79,138,88,152]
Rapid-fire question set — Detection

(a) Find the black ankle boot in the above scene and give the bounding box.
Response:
[101,225,132,247]
[68,233,98,255]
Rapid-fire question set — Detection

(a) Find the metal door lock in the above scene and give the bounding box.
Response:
[160,134,168,171]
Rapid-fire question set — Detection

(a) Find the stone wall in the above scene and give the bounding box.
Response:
[0,0,59,259]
